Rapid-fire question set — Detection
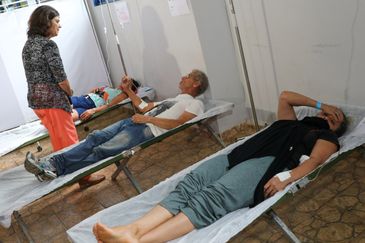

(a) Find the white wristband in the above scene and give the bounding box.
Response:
[299,155,310,164]
[138,100,148,109]
[275,171,291,182]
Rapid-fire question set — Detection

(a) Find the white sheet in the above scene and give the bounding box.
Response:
[0,87,155,157]
[67,104,365,243]
[0,99,233,228]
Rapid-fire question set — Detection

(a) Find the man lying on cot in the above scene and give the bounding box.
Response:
[24,69,209,181]
[70,79,141,121]
[92,91,348,243]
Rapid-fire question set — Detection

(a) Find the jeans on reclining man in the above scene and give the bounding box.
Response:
[24,69,209,180]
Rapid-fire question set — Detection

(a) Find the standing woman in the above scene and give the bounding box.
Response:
[22,5,78,151]
[22,5,105,188]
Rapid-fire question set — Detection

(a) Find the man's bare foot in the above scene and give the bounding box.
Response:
[93,222,139,243]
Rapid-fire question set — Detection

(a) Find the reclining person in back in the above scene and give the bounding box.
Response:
[24,69,209,180]
[70,79,140,121]
[92,91,347,243]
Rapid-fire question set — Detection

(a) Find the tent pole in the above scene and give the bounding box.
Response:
[82,0,113,87]
[105,0,128,76]
[228,0,260,131]
[234,25,260,131]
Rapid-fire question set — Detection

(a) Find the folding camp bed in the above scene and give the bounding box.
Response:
[67,104,365,243]
[0,99,233,242]
[0,86,155,157]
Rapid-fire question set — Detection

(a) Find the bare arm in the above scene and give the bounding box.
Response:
[108,92,128,107]
[80,92,129,120]
[131,111,197,130]
[58,79,73,96]
[277,90,342,121]
[121,76,155,113]
[264,139,338,197]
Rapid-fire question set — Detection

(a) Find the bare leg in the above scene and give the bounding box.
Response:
[140,212,195,243]
[93,205,173,242]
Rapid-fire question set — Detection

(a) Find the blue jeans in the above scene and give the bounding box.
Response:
[52,118,154,176]
[70,95,96,117]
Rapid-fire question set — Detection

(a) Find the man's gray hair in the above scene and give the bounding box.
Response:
[191,69,209,95]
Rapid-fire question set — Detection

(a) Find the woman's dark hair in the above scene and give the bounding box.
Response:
[27,5,59,37]
[335,112,348,137]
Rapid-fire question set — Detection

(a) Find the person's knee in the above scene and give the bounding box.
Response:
[87,130,102,140]
[91,138,126,159]
[181,171,202,186]
[85,130,106,146]
[91,146,108,160]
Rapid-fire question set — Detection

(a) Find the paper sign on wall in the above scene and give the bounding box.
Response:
[168,0,190,17]
[115,1,130,26]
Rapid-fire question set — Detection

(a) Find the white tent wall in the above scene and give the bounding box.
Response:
[0,56,25,132]
[83,1,128,86]
[189,0,248,132]
[85,0,207,99]
[228,0,365,124]
[0,0,109,131]
[0,8,36,131]
[52,0,111,95]
[85,0,247,132]
[133,0,206,99]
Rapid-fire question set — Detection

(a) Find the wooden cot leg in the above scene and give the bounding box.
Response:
[14,211,35,243]
[269,209,301,243]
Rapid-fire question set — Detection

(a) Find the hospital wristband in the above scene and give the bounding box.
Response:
[138,100,148,109]
[316,101,322,109]
[275,171,291,182]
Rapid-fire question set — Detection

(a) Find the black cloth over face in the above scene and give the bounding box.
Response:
[227,116,336,206]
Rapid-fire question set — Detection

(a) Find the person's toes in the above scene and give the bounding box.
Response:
[95,222,111,235]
